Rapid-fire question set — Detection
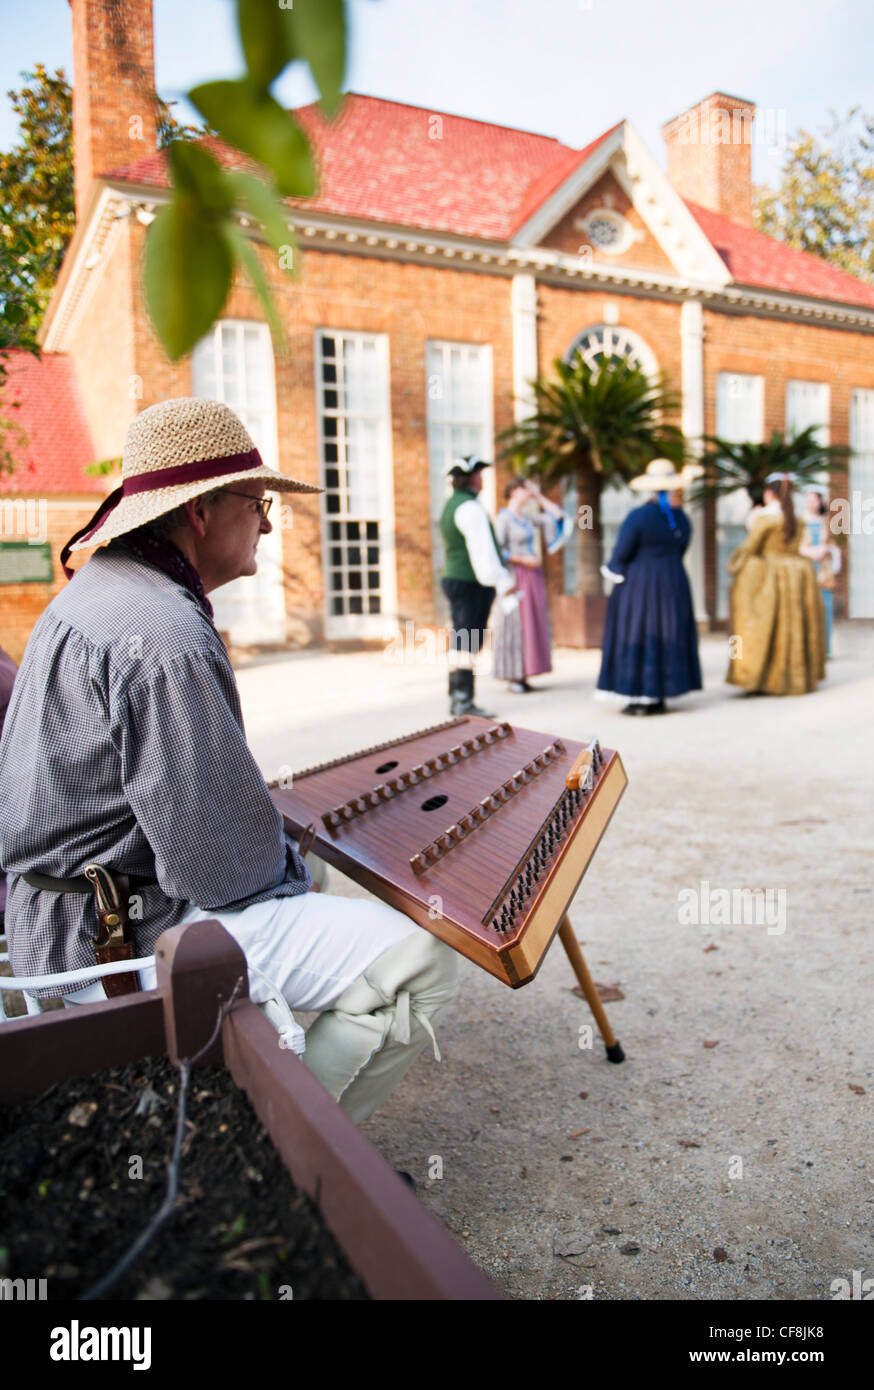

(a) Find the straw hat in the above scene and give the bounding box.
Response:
[629,458,686,492]
[63,398,321,570]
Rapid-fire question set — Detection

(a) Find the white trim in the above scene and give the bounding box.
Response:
[512,124,626,248]
[45,180,874,350]
[511,121,731,288]
[622,125,732,286]
[511,274,538,421]
[40,186,127,351]
[564,323,659,380]
[680,298,708,622]
[314,330,398,640]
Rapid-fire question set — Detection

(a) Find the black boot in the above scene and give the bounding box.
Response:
[452,668,496,719]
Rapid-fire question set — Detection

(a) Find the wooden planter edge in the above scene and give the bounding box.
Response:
[0,919,501,1303]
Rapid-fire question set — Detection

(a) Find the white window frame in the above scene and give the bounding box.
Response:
[715,372,765,619]
[191,319,286,645]
[850,389,874,618]
[314,329,398,640]
[425,341,495,608]
[786,380,830,446]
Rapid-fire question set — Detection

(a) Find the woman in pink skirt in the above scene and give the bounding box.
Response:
[492,479,568,692]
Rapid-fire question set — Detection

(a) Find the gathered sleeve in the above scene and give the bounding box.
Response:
[115,650,311,910]
[727,515,772,576]
[455,500,514,593]
[604,510,641,578]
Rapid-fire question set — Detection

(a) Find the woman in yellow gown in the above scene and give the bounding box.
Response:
[726,472,825,695]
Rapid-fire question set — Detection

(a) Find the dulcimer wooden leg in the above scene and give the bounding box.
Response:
[557,915,625,1063]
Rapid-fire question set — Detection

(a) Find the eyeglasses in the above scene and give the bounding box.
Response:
[220,490,273,522]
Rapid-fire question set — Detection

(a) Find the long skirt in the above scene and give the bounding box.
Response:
[726,554,824,694]
[598,554,701,700]
[492,562,552,681]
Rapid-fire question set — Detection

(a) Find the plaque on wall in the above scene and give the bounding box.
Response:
[0,543,53,584]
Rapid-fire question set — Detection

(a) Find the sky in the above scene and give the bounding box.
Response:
[1,0,872,186]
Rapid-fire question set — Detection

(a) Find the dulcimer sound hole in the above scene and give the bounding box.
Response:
[421,795,448,812]
[375,760,399,774]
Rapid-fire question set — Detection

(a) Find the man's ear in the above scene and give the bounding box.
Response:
[182,493,210,539]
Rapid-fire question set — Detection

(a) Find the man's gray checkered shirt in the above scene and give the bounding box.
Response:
[0,544,311,991]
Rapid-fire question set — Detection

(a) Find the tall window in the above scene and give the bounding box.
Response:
[715,372,764,619]
[191,321,285,644]
[316,331,395,637]
[850,389,874,618]
[786,381,830,445]
[426,342,494,605]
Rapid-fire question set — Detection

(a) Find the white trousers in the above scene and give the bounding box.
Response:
[63,883,458,1124]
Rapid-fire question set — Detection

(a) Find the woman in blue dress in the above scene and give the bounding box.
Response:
[597,458,702,715]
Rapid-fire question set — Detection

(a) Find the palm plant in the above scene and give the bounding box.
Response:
[499,354,685,597]
[687,427,849,508]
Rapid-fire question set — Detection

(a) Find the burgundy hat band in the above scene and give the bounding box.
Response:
[61,446,264,578]
[122,447,263,496]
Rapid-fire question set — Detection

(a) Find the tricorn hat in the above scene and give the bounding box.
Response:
[445,454,492,477]
[62,397,321,575]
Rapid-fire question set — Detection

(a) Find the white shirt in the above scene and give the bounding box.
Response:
[454,499,514,595]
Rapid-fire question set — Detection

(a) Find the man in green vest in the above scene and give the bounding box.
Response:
[440,455,514,717]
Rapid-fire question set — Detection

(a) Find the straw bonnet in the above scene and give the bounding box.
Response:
[62,398,321,575]
[629,458,686,492]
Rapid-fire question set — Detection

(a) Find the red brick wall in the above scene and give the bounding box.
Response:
[663,94,755,227]
[71,0,157,224]
[126,230,516,636]
[701,308,874,617]
[63,217,137,463]
[540,171,676,274]
[0,498,97,660]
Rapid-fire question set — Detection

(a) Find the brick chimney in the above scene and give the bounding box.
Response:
[662,92,756,226]
[69,0,158,223]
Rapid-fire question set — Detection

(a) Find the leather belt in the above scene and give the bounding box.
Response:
[23,865,154,999]
[23,870,155,894]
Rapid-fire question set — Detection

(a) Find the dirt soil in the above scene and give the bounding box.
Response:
[0,1055,368,1301]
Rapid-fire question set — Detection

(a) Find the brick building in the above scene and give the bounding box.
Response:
[3,0,874,655]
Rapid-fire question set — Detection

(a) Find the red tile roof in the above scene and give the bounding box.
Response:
[0,351,101,495]
[101,93,874,311]
[686,201,874,310]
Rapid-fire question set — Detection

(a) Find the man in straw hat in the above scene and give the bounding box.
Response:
[596,457,702,715]
[0,398,457,1125]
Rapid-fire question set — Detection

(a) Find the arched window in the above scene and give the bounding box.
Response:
[563,324,658,379]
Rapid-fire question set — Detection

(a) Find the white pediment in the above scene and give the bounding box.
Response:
[511,121,731,289]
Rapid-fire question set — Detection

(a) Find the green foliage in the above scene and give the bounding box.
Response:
[499,354,685,597]
[0,65,74,347]
[147,0,348,359]
[688,427,849,508]
[500,355,684,486]
[754,108,874,283]
[187,81,315,197]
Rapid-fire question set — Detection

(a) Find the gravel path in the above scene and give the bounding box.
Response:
[154,626,874,1298]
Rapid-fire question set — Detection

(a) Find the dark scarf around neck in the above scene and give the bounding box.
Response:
[116,530,214,619]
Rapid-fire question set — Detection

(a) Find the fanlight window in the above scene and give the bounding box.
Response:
[564,325,653,375]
